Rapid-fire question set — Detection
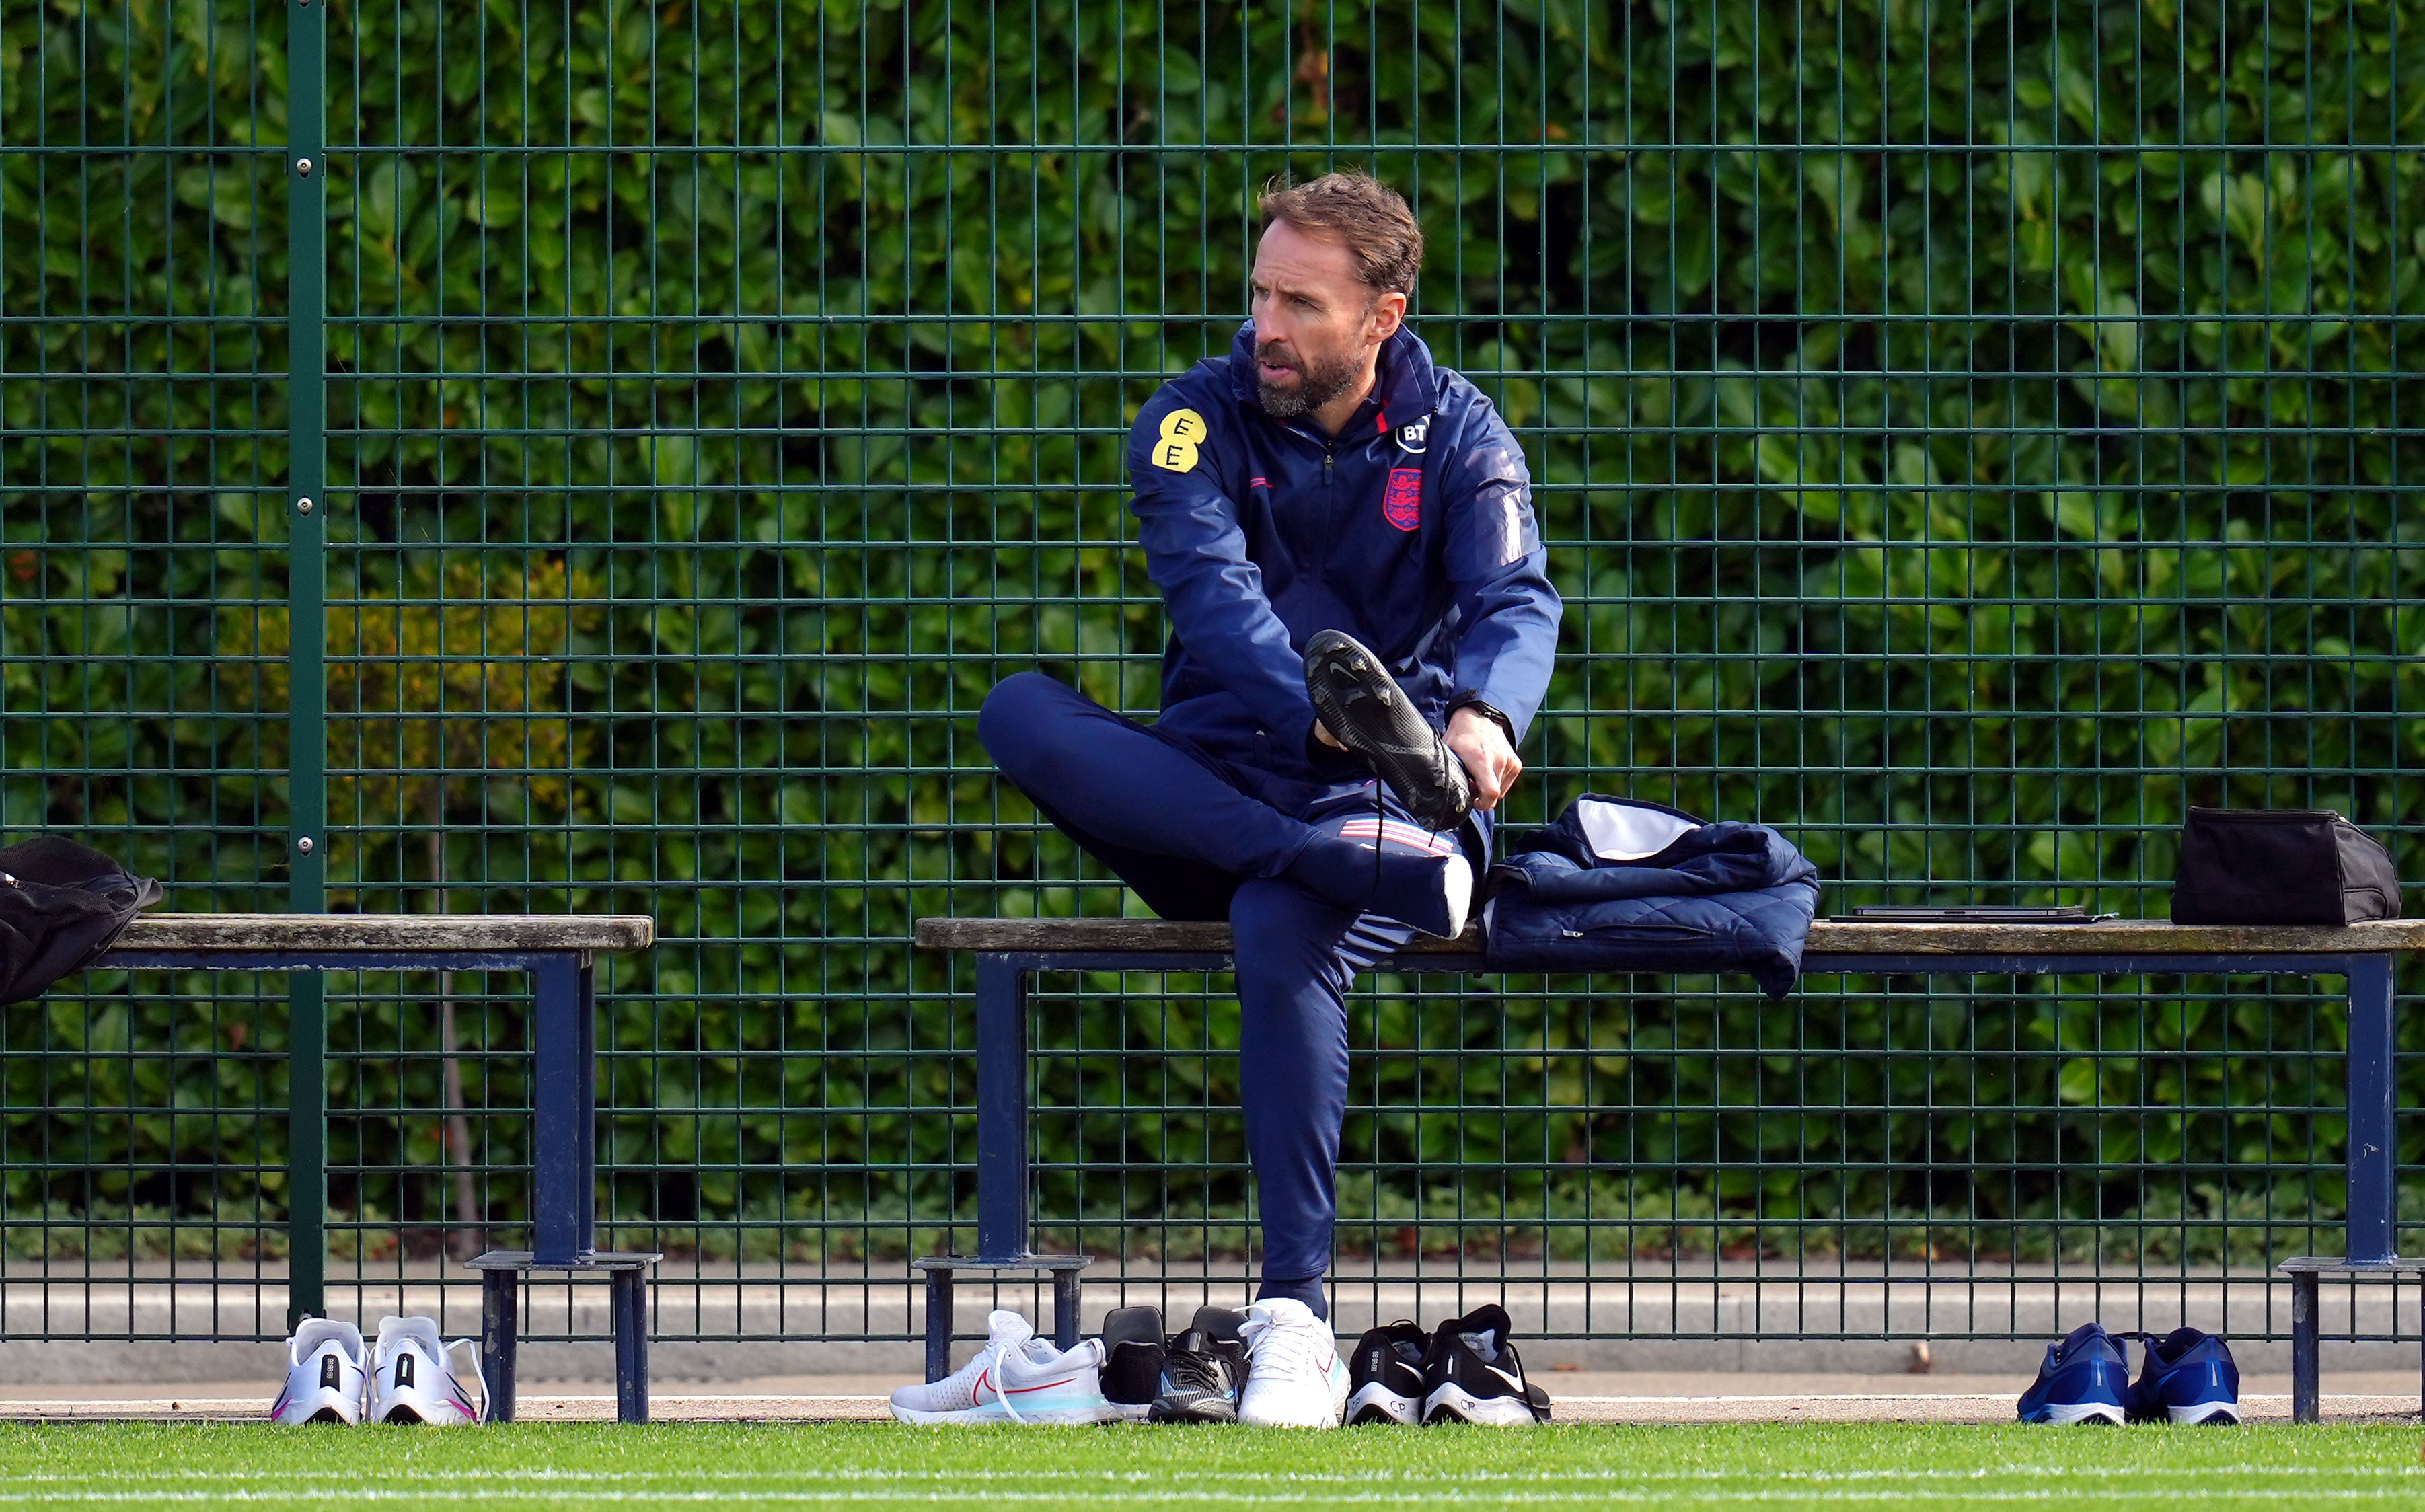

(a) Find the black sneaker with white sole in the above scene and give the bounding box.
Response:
[1419,1304,1551,1425]
[1344,1320,1431,1425]
[1149,1306,1250,1424]
[1098,1305,1166,1422]
[1303,628,1473,833]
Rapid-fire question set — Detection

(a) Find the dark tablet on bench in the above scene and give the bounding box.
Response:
[1830,905,2105,923]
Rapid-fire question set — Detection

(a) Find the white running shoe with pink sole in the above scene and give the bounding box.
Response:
[889,1309,1123,1425]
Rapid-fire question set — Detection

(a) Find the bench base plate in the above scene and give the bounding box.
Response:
[2277,1256,2425,1424]
[912,1254,1094,1383]
[470,1249,664,1424]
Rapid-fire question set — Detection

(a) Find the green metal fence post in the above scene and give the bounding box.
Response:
[283,0,328,1331]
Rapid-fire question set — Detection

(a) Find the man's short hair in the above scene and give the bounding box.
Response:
[1258,170,1424,297]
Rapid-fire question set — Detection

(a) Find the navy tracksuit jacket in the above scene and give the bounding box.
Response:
[980,323,1561,1312]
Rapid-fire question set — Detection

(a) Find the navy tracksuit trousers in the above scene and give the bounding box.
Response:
[979,671,1453,1318]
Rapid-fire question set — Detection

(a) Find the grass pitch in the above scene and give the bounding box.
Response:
[1,1421,2418,1508]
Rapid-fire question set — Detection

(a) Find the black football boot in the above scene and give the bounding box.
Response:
[1303,628,1474,833]
[1148,1306,1251,1424]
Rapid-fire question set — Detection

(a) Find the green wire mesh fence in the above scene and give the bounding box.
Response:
[3,0,2422,1356]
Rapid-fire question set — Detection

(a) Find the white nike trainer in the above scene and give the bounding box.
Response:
[888,1308,1124,1425]
[1237,1298,1349,1428]
[369,1314,485,1425]
[270,1317,369,1425]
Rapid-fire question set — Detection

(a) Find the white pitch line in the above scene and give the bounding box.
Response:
[1554,1393,2382,1404]
[9,1463,2415,1492]
[3,1488,2424,1506]
[0,1390,2402,1414]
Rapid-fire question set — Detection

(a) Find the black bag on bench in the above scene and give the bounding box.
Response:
[2171,808,2401,926]
[0,836,163,1004]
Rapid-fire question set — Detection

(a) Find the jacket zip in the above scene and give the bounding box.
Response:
[1304,426,1335,576]
[1323,438,1340,576]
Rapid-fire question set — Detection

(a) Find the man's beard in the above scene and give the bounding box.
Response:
[1255,341,1364,419]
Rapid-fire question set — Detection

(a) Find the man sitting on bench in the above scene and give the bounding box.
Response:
[977,170,1560,1426]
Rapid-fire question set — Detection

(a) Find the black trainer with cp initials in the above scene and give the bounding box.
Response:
[1344,1320,1431,1425]
[1302,628,1474,833]
[1420,1303,1551,1425]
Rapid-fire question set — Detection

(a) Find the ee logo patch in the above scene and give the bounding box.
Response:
[1152,408,1207,472]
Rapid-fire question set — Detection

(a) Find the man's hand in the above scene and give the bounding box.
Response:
[1446,707,1522,810]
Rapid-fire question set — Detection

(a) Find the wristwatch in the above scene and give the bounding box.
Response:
[1446,693,1515,741]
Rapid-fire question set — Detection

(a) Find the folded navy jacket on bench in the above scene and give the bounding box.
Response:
[1481,795,1819,998]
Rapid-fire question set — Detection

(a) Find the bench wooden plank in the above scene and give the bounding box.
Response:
[915,915,2425,957]
[104,913,655,954]
[1810,918,2425,956]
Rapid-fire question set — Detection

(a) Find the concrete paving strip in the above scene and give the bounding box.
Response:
[4,1373,2416,1425]
[13,1267,2425,1378]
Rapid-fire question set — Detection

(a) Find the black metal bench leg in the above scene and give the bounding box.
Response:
[926,1265,955,1383]
[975,955,1032,1263]
[482,1267,518,1425]
[2292,1269,2321,1424]
[531,954,588,1268]
[2344,956,2397,1266]
[613,1264,649,1423]
[609,1264,649,1423]
[1053,1264,1082,1351]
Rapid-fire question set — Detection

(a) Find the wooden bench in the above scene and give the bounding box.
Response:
[916,915,2425,1420]
[100,912,657,1423]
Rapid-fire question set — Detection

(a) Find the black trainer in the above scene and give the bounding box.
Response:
[1303,629,1473,833]
[1344,1320,1431,1425]
[1419,1304,1550,1425]
[1097,1305,1166,1422]
[1148,1306,1250,1424]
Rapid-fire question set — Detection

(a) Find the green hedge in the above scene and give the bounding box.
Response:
[3,0,2421,1285]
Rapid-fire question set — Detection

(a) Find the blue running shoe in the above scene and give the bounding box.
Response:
[2126,1328,2240,1425]
[2017,1322,2130,1425]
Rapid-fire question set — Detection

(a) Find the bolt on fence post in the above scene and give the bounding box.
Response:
[283,0,329,1330]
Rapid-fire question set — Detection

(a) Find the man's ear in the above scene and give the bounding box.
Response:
[1365,289,1407,347]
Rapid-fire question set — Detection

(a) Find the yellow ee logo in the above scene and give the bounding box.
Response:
[1151,408,1206,472]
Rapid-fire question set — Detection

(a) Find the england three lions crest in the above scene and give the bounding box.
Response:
[1383,467,1423,531]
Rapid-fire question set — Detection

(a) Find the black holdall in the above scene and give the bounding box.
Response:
[0,836,163,1004]
[2170,808,2401,926]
